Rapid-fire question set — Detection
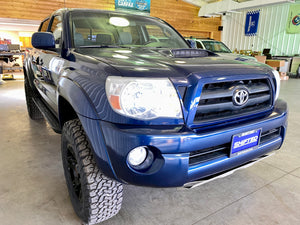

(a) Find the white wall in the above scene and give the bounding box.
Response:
[0,31,24,67]
[222,2,300,56]
[0,30,20,44]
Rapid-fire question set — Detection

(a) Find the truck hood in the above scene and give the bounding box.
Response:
[216,52,257,62]
[74,47,271,78]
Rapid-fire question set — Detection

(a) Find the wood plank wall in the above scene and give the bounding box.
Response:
[0,0,221,40]
[0,0,115,20]
[151,1,221,40]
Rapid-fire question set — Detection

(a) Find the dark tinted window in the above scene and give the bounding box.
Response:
[196,41,203,49]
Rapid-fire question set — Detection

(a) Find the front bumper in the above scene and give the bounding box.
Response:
[97,99,288,187]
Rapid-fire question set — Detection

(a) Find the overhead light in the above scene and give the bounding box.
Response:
[19,32,34,37]
[109,17,130,27]
[227,10,242,14]
[0,22,39,26]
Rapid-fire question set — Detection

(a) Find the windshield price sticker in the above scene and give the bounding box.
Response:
[230,129,261,157]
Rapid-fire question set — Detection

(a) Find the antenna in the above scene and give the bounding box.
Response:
[64,0,66,8]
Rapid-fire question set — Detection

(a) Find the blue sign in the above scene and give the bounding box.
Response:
[231,129,261,157]
[115,0,151,13]
[245,10,260,36]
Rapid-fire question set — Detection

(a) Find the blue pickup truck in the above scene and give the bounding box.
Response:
[24,8,287,224]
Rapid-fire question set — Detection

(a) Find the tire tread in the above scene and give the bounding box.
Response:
[62,119,123,225]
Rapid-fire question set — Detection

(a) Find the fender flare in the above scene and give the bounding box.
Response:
[23,57,37,91]
[58,76,119,181]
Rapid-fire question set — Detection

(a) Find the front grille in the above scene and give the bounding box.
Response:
[189,127,281,166]
[194,79,272,124]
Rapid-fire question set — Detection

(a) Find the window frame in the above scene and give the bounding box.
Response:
[38,18,50,32]
[47,13,63,52]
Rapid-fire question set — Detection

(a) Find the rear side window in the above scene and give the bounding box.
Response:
[40,19,50,32]
[49,15,63,48]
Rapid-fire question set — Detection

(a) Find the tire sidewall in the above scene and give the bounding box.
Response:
[61,119,123,225]
[61,123,90,223]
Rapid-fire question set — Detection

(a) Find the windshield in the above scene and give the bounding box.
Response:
[201,40,232,53]
[70,11,189,49]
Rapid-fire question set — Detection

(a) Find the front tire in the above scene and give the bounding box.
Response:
[61,119,123,224]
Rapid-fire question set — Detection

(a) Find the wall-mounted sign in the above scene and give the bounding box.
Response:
[245,10,260,36]
[286,4,300,34]
[115,0,151,13]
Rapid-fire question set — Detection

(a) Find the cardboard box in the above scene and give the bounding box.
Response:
[280,75,289,80]
[266,60,285,68]
[279,72,287,76]
[255,55,266,64]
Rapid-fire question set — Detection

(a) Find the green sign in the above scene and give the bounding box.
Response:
[286,4,300,34]
[115,0,151,13]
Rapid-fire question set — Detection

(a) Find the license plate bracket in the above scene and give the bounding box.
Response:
[230,128,261,157]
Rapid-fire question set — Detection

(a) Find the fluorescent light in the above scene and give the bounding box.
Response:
[0,22,39,26]
[109,17,130,27]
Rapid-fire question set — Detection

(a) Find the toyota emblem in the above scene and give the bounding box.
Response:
[233,88,249,106]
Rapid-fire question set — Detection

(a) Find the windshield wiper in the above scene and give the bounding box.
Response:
[142,46,166,49]
[214,51,231,53]
[78,45,127,48]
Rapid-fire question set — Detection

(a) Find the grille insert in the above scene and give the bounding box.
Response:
[189,144,229,166]
[194,79,272,124]
[260,127,281,143]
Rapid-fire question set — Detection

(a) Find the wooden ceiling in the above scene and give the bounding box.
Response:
[0,0,114,20]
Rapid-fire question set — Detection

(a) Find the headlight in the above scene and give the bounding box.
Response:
[105,76,182,120]
[272,70,280,101]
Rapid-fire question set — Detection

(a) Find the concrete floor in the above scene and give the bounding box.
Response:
[0,73,300,225]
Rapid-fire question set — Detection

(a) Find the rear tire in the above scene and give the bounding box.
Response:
[61,119,123,224]
[24,77,43,120]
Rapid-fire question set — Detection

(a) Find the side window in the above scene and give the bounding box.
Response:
[196,41,203,49]
[40,19,50,32]
[50,15,62,48]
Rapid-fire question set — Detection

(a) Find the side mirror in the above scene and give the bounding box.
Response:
[31,32,55,49]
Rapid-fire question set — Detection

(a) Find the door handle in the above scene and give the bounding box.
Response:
[36,70,43,79]
[32,56,39,64]
[32,56,43,65]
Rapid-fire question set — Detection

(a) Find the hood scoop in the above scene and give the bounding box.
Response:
[171,49,217,58]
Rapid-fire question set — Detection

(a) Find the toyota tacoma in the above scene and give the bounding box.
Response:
[23,8,288,225]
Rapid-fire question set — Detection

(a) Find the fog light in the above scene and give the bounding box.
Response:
[127,147,147,167]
